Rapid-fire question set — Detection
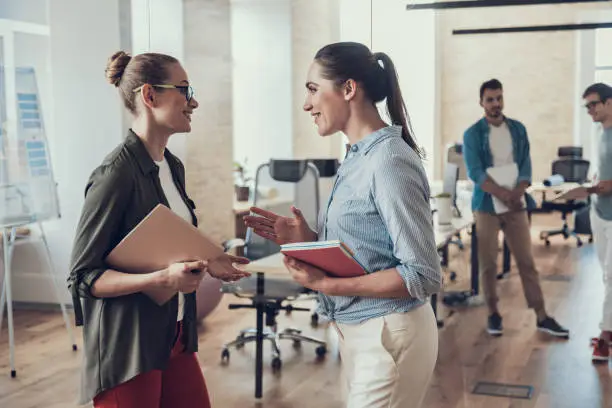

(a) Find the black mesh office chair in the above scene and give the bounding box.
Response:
[442,162,464,250]
[557,146,583,158]
[220,160,327,371]
[539,158,592,247]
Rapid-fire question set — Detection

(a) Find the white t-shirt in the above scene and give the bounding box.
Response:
[155,157,193,322]
[489,122,514,167]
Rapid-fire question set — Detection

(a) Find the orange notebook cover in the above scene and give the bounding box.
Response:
[280,240,366,278]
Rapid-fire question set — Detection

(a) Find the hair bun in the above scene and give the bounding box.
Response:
[105,51,132,87]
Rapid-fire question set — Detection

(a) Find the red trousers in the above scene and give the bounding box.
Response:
[93,322,211,408]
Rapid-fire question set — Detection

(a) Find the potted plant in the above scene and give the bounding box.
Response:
[233,159,252,202]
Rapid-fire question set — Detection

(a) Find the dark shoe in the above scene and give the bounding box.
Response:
[487,313,503,336]
[591,338,610,363]
[537,316,570,338]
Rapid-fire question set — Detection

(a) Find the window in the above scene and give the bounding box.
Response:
[595,28,612,84]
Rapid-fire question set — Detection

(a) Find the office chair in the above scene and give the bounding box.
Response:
[442,162,464,250]
[539,158,592,247]
[220,160,327,371]
[446,142,468,181]
[557,146,583,158]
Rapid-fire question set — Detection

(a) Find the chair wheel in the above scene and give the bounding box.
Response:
[221,348,230,362]
[590,237,594,243]
[315,345,327,357]
[577,240,583,247]
[271,357,282,370]
[311,313,319,327]
[450,272,457,281]
[293,340,302,349]
[545,240,551,247]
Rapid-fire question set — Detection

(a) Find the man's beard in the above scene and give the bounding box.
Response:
[487,109,502,118]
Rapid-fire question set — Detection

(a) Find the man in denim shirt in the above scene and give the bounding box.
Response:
[463,79,569,338]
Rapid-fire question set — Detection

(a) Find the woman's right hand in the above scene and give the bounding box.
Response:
[165,260,208,293]
[243,206,317,245]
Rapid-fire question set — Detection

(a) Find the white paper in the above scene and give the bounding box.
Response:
[486,163,524,214]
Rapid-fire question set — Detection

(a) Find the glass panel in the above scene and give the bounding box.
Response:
[595,28,612,67]
[0,30,58,226]
[0,0,48,25]
[0,37,6,186]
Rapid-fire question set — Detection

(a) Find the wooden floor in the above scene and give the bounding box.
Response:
[1,215,611,408]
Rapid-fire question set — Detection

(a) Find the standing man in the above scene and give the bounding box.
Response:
[463,79,569,338]
[576,83,612,361]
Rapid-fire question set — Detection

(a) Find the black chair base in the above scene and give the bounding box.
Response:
[220,301,327,371]
[539,223,593,247]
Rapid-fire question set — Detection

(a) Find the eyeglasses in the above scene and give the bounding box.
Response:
[133,84,194,103]
[584,100,602,110]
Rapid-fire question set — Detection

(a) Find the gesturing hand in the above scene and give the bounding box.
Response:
[208,254,251,282]
[243,206,317,245]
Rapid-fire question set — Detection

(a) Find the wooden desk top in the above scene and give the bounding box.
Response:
[528,181,592,194]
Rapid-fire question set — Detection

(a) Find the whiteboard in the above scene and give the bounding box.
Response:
[0,66,60,226]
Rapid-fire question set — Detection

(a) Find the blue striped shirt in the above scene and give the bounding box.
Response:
[317,125,442,324]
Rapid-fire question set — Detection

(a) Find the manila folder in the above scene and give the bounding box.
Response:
[105,204,225,304]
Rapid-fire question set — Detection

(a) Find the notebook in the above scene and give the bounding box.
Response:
[486,163,525,214]
[105,204,226,304]
[280,240,366,278]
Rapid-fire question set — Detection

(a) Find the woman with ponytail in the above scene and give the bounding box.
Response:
[245,42,440,407]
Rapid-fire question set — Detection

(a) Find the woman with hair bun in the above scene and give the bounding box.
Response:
[68,51,250,408]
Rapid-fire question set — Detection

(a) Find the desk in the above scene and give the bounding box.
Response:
[527,181,589,195]
[431,209,479,325]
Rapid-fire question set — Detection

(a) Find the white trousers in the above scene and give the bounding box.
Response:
[333,304,438,408]
[592,208,612,332]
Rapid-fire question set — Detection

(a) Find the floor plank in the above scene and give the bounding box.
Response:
[0,215,610,407]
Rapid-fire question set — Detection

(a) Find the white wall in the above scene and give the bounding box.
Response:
[8,0,124,304]
[231,0,292,180]
[131,0,186,161]
[339,0,439,180]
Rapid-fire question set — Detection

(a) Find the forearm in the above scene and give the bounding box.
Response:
[481,176,509,198]
[514,180,530,194]
[91,269,169,298]
[321,269,410,298]
[588,181,612,196]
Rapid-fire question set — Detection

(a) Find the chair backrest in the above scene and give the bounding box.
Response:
[442,162,459,208]
[244,160,320,261]
[551,158,590,183]
[446,143,467,180]
[557,146,583,158]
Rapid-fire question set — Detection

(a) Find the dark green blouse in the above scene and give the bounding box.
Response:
[68,130,199,404]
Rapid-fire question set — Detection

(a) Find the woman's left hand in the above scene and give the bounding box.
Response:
[283,256,329,292]
[208,254,251,282]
